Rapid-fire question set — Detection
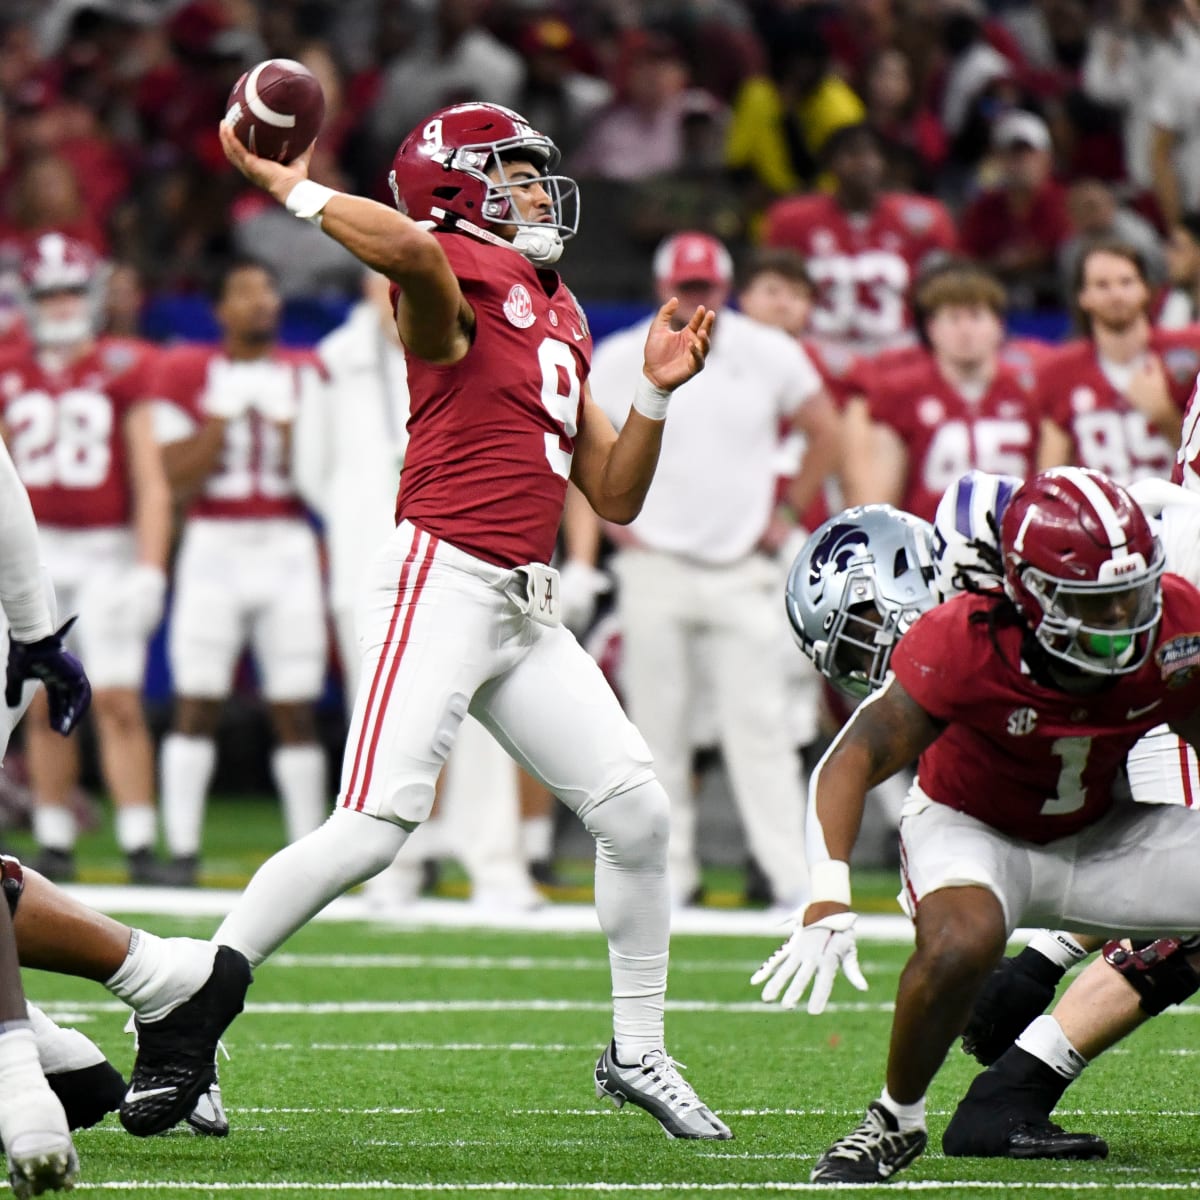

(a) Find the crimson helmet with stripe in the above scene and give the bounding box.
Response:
[387,102,578,265]
[1001,467,1165,676]
[18,232,108,347]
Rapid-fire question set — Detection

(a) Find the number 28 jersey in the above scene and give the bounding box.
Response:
[0,336,153,528]
[397,233,593,568]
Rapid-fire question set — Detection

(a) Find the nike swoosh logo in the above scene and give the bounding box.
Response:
[124,1086,177,1104]
[1126,700,1162,719]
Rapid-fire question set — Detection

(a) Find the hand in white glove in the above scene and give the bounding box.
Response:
[201,359,253,421]
[251,362,298,423]
[121,564,167,639]
[751,910,868,1014]
[558,559,611,634]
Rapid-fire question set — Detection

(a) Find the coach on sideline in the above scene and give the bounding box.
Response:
[580,231,841,909]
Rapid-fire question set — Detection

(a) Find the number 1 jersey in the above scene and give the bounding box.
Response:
[0,336,153,528]
[396,232,593,569]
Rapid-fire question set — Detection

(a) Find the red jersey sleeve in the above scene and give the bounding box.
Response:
[889,596,978,723]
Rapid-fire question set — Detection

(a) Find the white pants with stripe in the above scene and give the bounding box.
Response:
[612,547,808,906]
[338,522,656,826]
[898,782,1200,937]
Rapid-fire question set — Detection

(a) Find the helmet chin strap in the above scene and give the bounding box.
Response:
[441,212,564,266]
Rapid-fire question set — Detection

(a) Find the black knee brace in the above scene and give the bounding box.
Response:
[0,854,24,917]
[1102,935,1200,1016]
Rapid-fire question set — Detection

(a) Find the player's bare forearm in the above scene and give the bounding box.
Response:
[126,408,171,570]
[787,392,841,515]
[813,678,942,863]
[586,409,665,524]
[161,422,226,503]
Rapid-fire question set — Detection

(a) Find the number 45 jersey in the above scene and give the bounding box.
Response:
[0,336,153,528]
[395,232,592,569]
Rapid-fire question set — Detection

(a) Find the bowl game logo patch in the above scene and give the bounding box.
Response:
[1157,634,1200,688]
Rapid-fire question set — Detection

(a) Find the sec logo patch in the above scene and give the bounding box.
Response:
[503,284,536,329]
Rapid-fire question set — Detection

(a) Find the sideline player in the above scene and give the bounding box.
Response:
[118,101,729,1142]
[757,468,1200,1183]
[1037,239,1200,484]
[0,233,170,883]
[153,258,329,884]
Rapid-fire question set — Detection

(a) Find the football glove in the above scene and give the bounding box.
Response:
[121,565,168,639]
[961,947,1061,1065]
[558,560,610,634]
[751,910,868,1014]
[7,617,91,736]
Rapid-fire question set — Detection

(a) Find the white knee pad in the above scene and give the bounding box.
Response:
[583,779,670,871]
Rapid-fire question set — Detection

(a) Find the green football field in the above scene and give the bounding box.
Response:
[22,914,1200,1197]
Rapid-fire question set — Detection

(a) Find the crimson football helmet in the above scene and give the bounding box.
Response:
[1001,467,1165,676]
[387,102,579,266]
[19,232,108,348]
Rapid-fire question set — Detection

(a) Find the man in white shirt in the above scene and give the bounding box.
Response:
[585,232,840,907]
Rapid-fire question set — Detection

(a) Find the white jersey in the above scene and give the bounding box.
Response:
[590,309,822,564]
[932,469,1200,807]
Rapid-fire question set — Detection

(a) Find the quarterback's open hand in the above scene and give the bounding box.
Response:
[641,299,715,392]
[219,121,315,205]
[751,910,868,1014]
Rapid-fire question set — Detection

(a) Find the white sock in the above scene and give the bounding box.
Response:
[420,815,447,860]
[25,1003,105,1074]
[33,806,75,853]
[104,930,217,1022]
[115,804,157,855]
[0,1025,45,1092]
[879,1086,926,1132]
[521,815,554,863]
[161,735,216,857]
[1015,1014,1088,1080]
[214,807,410,967]
[1027,930,1088,972]
[583,782,669,1065]
[272,744,328,843]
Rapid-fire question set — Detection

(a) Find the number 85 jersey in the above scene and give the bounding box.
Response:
[0,336,154,528]
[396,232,592,569]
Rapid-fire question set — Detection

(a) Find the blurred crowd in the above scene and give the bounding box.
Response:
[7,0,1200,309]
[7,0,1200,907]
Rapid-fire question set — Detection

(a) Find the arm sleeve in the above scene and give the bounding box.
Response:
[0,438,53,642]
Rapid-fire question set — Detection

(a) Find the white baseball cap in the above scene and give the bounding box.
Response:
[993,110,1051,152]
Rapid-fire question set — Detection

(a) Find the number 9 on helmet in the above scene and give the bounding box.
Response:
[785,505,939,699]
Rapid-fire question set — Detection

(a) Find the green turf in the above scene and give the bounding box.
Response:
[22,916,1200,1197]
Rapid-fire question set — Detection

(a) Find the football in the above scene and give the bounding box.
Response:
[225,58,325,163]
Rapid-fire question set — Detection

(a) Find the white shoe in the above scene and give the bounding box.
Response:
[471,883,545,913]
[0,1089,78,1198]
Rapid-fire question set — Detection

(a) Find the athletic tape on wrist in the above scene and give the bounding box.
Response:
[631,374,672,421]
[809,859,851,907]
[285,180,337,226]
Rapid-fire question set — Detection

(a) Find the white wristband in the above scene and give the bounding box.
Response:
[809,860,852,907]
[631,373,672,422]
[285,180,337,226]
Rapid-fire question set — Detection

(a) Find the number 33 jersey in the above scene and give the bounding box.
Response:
[891,580,1200,843]
[396,232,593,569]
[0,336,154,528]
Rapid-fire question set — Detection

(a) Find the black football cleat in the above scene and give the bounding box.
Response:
[47,1058,126,1130]
[811,1102,927,1183]
[120,945,251,1136]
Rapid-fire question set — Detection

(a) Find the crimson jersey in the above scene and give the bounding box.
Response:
[892,579,1200,843]
[866,354,1038,522]
[1037,331,1200,485]
[0,336,153,528]
[397,233,593,568]
[763,193,957,351]
[1174,372,1200,489]
[151,344,315,520]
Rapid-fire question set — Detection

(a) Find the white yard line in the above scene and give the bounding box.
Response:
[69,1181,1200,1193]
